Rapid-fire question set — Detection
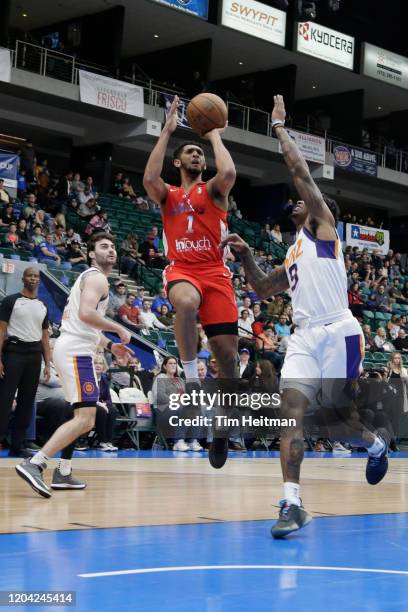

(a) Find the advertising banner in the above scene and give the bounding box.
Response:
[362,42,408,90]
[296,21,354,70]
[333,142,378,177]
[79,71,144,118]
[221,0,286,46]
[153,0,208,19]
[346,224,390,255]
[0,153,18,188]
[279,128,326,164]
[0,47,11,83]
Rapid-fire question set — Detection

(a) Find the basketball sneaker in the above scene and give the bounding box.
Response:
[271,500,312,539]
[366,433,389,485]
[208,437,228,469]
[15,459,52,498]
[189,439,204,452]
[51,469,87,489]
[173,439,190,451]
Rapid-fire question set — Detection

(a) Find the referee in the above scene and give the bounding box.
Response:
[0,267,50,457]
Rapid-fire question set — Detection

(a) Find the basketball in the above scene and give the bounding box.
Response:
[186,93,228,136]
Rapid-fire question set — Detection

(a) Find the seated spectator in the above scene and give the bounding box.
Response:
[35,232,61,265]
[110,356,155,395]
[252,302,266,326]
[255,327,283,370]
[66,240,88,271]
[238,348,255,386]
[31,224,45,247]
[51,225,67,253]
[151,286,173,316]
[78,197,99,219]
[368,285,392,313]
[117,293,142,331]
[271,223,283,243]
[4,222,19,248]
[64,227,82,246]
[139,299,168,330]
[94,355,119,451]
[36,160,50,191]
[22,193,39,221]
[238,310,255,344]
[132,287,146,309]
[0,203,17,226]
[158,304,174,327]
[238,296,254,323]
[111,171,123,195]
[244,282,260,304]
[121,232,140,275]
[85,176,97,196]
[0,179,11,204]
[374,327,394,353]
[85,210,111,236]
[121,177,136,200]
[389,278,407,305]
[250,359,278,394]
[17,170,27,199]
[387,315,402,341]
[107,280,127,317]
[348,281,364,317]
[394,329,408,354]
[274,314,291,339]
[266,295,284,319]
[259,254,274,275]
[362,324,376,353]
[16,218,31,249]
[143,247,167,270]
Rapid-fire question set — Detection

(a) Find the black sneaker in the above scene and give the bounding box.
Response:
[15,459,51,499]
[208,437,228,469]
[271,500,312,539]
[366,434,389,485]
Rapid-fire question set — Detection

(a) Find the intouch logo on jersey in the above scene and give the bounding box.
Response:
[351,225,385,246]
[175,237,211,252]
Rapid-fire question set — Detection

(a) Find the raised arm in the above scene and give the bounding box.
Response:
[272,95,334,226]
[143,96,179,205]
[205,126,236,208]
[221,234,289,299]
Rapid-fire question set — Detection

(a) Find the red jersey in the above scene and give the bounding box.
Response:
[162,182,229,265]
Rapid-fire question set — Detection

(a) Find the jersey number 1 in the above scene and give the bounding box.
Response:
[186,215,194,234]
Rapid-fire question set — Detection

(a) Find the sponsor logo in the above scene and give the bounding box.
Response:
[230,2,280,26]
[299,22,310,41]
[351,225,385,246]
[170,202,205,215]
[175,237,211,252]
[334,145,352,167]
[82,381,96,395]
[299,22,353,54]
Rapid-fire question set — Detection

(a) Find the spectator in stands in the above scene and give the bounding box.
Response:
[255,326,282,370]
[20,140,36,182]
[250,359,278,394]
[139,300,168,330]
[64,227,81,246]
[51,225,67,254]
[121,232,140,275]
[0,179,11,205]
[85,176,96,196]
[112,172,124,195]
[259,254,274,275]
[274,314,291,339]
[16,218,31,250]
[389,278,407,305]
[117,293,142,331]
[65,240,88,271]
[271,224,283,244]
[132,287,146,309]
[121,177,136,200]
[369,285,392,313]
[35,232,61,265]
[158,304,173,327]
[79,197,100,219]
[252,302,266,326]
[238,296,254,323]
[238,309,254,339]
[394,329,408,354]
[238,348,255,386]
[36,160,50,192]
[362,324,376,353]
[5,222,19,248]
[17,170,27,200]
[206,355,218,379]
[151,286,172,316]
[56,170,73,203]
[374,327,394,352]
[31,224,45,247]
[385,352,408,416]
[143,247,166,270]
[387,315,402,341]
[107,281,127,318]
[94,355,118,451]
[348,281,364,318]
[266,295,285,320]
[0,203,17,226]
[22,193,39,221]
[85,210,110,236]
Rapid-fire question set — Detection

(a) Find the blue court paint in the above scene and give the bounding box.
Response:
[1,515,408,611]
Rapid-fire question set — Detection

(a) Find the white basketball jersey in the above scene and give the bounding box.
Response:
[284,226,348,326]
[60,267,109,350]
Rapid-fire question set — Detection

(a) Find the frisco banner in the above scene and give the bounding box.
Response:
[221,0,286,46]
[296,21,354,70]
[279,128,326,164]
[79,71,144,118]
[0,47,11,83]
[362,42,408,90]
[346,224,390,256]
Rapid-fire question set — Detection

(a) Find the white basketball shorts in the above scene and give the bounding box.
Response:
[53,333,99,407]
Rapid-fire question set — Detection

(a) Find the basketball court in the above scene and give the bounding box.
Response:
[1,449,408,610]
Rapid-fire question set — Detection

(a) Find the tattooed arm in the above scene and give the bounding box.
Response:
[220,234,289,299]
[272,95,335,227]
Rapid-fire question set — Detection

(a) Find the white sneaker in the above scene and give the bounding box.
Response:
[189,440,203,452]
[97,442,112,452]
[107,443,118,451]
[332,442,352,453]
[173,439,190,452]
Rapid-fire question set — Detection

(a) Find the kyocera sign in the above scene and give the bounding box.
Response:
[296,21,354,70]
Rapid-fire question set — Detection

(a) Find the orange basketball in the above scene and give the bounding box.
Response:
[186,93,228,137]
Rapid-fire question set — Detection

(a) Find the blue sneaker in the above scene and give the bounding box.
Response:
[271,500,312,539]
[366,435,389,485]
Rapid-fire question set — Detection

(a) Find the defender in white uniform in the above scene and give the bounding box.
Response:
[222,95,390,539]
[16,233,133,498]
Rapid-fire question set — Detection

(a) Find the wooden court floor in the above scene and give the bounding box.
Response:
[1,456,408,534]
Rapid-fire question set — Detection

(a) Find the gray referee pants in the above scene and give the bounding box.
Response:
[0,349,42,451]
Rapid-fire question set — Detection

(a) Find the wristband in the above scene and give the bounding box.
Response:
[272,120,285,131]
[106,341,113,351]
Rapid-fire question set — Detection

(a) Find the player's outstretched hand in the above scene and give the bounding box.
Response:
[202,121,228,140]
[165,95,179,134]
[220,233,250,255]
[272,95,286,123]
[111,343,134,363]
[115,326,132,345]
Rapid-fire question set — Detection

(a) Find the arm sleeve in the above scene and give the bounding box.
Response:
[0,294,17,323]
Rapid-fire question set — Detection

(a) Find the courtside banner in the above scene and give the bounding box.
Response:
[79,71,144,118]
[362,42,408,90]
[221,0,286,46]
[153,0,208,19]
[0,47,11,83]
[279,128,326,164]
[333,142,378,177]
[346,224,390,255]
[0,152,18,188]
[296,22,354,70]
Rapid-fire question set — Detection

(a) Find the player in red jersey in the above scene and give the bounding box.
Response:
[143,96,238,468]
